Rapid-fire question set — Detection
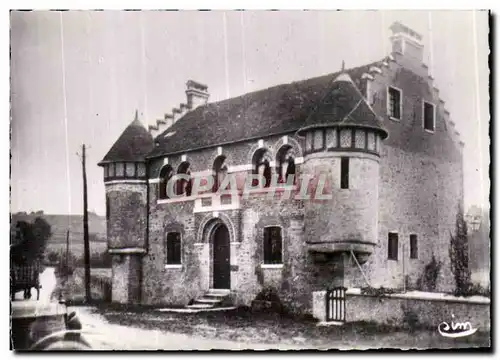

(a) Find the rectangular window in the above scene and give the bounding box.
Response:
[166,232,182,265]
[105,195,110,221]
[388,87,402,120]
[313,129,324,150]
[410,234,418,259]
[388,232,398,261]
[115,162,125,177]
[305,132,313,151]
[340,157,349,189]
[109,163,115,177]
[125,162,136,177]
[423,101,435,131]
[137,163,146,177]
[264,227,283,264]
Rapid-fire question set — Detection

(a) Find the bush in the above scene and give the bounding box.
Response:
[360,286,397,297]
[401,304,420,332]
[454,282,490,298]
[450,204,472,295]
[56,252,78,278]
[254,286,281,302]
[46,250,61,264]
[252,286,284,313]
[416,254,442,292]
[75,251,112,268]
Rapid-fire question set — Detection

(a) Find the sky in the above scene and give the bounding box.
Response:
[10,10,490,216]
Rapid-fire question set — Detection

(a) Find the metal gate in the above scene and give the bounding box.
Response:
[325,287,346,322]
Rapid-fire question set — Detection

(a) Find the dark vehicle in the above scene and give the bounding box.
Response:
[10,300,91,351]
[11,261,42,301]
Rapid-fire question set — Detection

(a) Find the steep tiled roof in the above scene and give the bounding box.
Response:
[147,60,386,158]
[99,112,154,165]
[297,72,388,138]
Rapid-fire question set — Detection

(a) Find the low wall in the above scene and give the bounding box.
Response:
[313,289,491,331]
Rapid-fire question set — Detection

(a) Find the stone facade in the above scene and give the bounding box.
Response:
[100,24,464,315]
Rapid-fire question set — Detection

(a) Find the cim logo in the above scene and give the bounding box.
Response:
[438,314,478,338]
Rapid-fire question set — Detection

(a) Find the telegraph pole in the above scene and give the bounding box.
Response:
[81,144,91,303]
[66,229,70,284]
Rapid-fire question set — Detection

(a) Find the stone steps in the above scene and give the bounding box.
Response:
[186,303,214,310]
[195,298,222,304]
[186,289,232,310]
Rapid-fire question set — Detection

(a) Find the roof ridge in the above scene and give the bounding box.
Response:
[339,99,363,125]
[295,62,378,136]
[151,58,387,156]
[199,59,385,110]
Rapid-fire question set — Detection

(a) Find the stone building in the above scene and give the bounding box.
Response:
[98,22,464,314]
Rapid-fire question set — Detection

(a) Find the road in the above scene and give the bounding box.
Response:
[16,267,300,350]
[73,307,303,350]
[14,267,489,350]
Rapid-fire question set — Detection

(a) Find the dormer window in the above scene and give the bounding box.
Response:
[387,86,402,120]
[159,165,173,199]
[252,149,272,188]
[213,155,228,192]
[423,101,435,132]
[176,162,192,197]
[276,145,296,184]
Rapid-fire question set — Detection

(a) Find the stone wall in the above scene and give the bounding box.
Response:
[236,195,308,312]
[106,183,148,249]
[142,197,202,306]
[302,152,380,252]
[106,52,465,310]
[111,254,129,304]
[342,57,464,292]
[313,290,491,331]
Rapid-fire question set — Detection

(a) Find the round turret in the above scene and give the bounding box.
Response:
[98,110,153,184]
[297,73,388,264]
[98,111,153,304]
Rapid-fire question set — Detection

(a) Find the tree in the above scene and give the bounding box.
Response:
[449,203,471,295]
[11,217,51,264]
[31,217,51,256]
[46,251,60,264]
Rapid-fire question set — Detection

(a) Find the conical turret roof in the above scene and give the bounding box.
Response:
[99,111,154,165]
[298,72,388,139]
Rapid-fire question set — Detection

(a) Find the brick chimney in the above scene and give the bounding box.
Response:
[185,80,209,109]
[390,22,424,63]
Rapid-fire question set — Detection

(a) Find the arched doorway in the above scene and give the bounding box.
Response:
[211,224,231,289]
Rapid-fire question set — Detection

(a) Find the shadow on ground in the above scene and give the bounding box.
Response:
[79,303,491,350]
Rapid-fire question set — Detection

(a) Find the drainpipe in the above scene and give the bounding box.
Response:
[139,160,151,304]
[403,243,406,293]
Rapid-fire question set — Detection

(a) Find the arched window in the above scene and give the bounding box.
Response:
[159,165,173,200]
[213,155,228,192]
[276,145,296,184]
[176,162,192,197]
[252,149,272,188]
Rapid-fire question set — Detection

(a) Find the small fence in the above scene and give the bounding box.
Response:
[325,287,346,322]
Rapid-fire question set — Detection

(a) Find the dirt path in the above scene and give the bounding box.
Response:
[13,268,489,350]
[72,307,304,350]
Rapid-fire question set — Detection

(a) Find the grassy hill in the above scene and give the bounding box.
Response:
[11,212,107,256]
